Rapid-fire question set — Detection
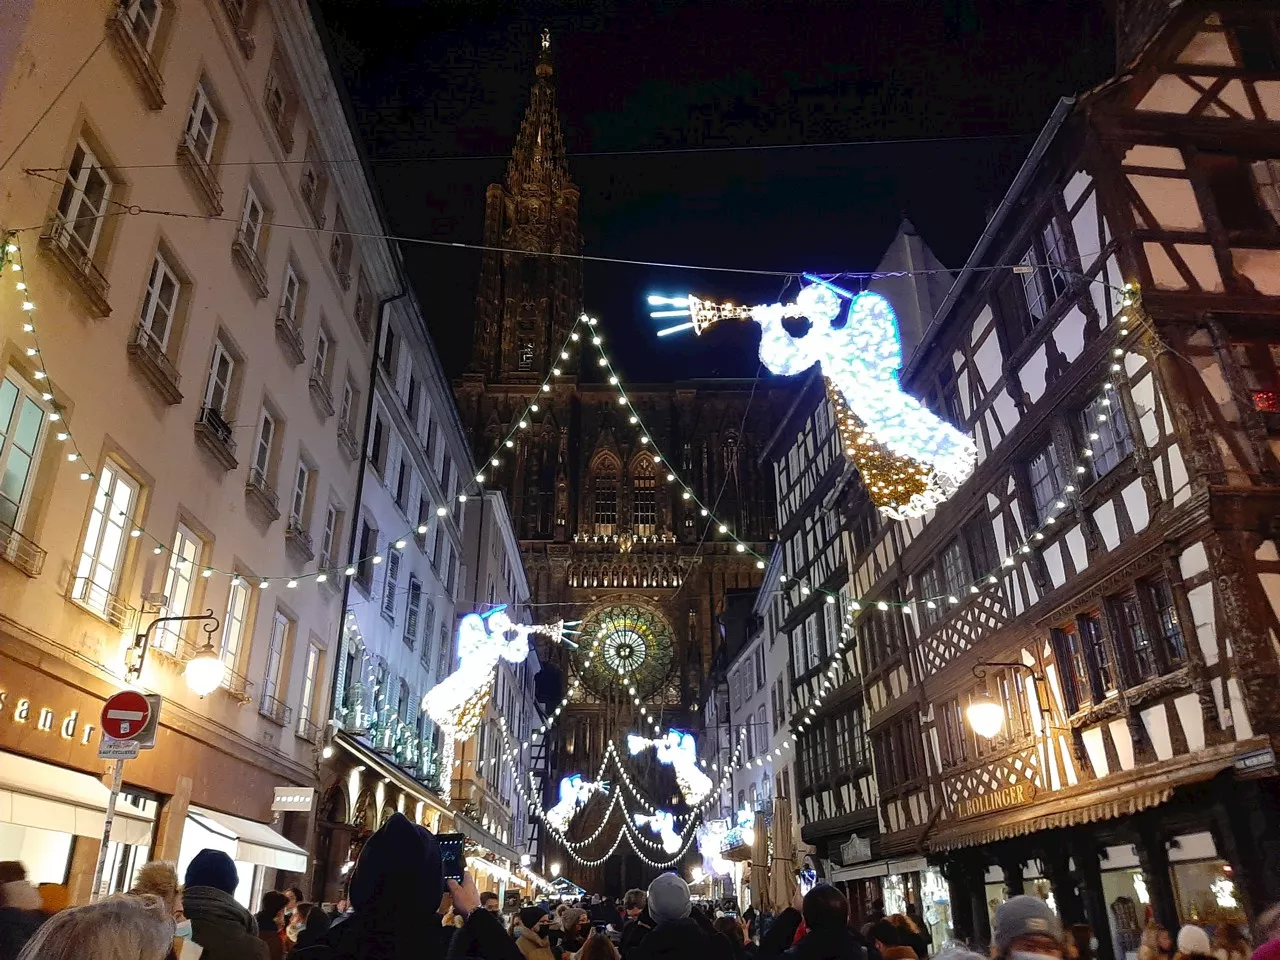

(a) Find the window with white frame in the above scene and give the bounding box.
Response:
[220,576,250,667]
[289,459,311,526]
[73,463,138,614]
[184,83,218,164]
[203,340,234,416]
[156,523,203,653]
[339,380,355,429]
[280,263,301,321]
[263,609,291,701]
[239,186,264,251]
[382,548,400,621]
[313,327,331,380]
[0,372,48,532]
[56,140,112,259]
[251,409,275,484]
[297,642,320,736]
[139,252,180,350]
[319,504,338,567]
[1027,442,1064,523]
[1081,395,1134,480]
[125,0,162,50]
[405,577,422,648]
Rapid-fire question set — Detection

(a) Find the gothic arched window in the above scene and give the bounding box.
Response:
[593,457,618,535]
[632,456,656,536]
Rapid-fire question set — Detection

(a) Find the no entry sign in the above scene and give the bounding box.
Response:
[101,691,150,741]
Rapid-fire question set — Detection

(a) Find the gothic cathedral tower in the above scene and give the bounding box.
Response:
[470,30,583,382]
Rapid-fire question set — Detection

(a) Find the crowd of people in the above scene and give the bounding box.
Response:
[3,820,1280,960]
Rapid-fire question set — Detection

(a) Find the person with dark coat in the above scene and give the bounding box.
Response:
[619,891,652,960]
[183,849,270,960]
[256,890,289,960]
[294,904,332,952]
[0,862,44,960]
[759,885,865,960]
[629,874,732,960]
[291,811,518,960]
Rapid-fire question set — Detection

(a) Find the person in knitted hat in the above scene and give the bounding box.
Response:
[182,849,268,960]
[991,896,1065,960]
[630,874,726,960]
[555,907,590,957]
[1176,926,1213,960]
[517,906,555,960]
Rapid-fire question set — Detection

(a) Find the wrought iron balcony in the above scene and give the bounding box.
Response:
[68,576,138,630]
[285,517,315,561]
[336,420,360,462]
[245,466,281,521]
[309,372,334,418]
[39,215,111,317]
[106,7,165,109]
[0,519,46,578]
[176,134,224,216]
[127,324,183,405]
[259,690,292,726]
[230,228,269,299]
[194,405,237,470]
[221,667,253,704]
[274,309,305,365]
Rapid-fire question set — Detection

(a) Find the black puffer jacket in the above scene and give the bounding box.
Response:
[184,885,270,960]
[630,918,734,960]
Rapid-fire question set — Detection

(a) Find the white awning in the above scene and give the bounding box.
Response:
[828,856,930,883]
[187,806,308,873]
[0,751,155,846]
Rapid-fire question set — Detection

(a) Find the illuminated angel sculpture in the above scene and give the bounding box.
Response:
[546,774,608,834]
[633,810,682,854]
[696,819,732,877]
[422,607,574,778]
[649,278,977,519]
[627,730,713,806]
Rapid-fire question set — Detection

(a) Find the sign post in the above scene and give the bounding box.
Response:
[90,691,153,901]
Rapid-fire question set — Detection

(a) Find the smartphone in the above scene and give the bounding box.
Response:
[438,833,466,883]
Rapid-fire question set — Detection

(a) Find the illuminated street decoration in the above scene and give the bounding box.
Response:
[648,279,977,519]
[633,810,682,854]
[627,729,713,805]
[722,804,757,851]
[697,819,733,876]
[546,774,609,833]
[423,606,574,780]
[576,602,675,701]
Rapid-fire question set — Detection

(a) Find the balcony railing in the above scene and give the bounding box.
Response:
[176,134,224,216]
[309,372,334,418]
[194,405,238,470]
[259,690,292,726]
[0,519,46,578]
[245,466,281,521]
[39,215,111,317]
[68,576,138,630]
[127,324,183,405]
[274,310,305,365]
[336,420,360,461]
[106,7,165,108]
[285,518,315,561]
[230,229,269,299]
[296,716,322,743]
[221,666,253,704]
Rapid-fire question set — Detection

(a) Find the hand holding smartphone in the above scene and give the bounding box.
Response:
[438,833,466,883]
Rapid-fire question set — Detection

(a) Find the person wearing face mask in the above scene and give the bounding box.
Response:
[518,907,557,960]
[291,903,331,952]
[990,896,1066,960]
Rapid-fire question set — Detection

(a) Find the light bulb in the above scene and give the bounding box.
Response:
[966,697,1005,739]
[185,644,226,696]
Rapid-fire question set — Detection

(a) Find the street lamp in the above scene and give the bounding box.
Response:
[125,609,222,695]
[550,862,561,876]
[966,660,1051,739]
[185,640,226,696]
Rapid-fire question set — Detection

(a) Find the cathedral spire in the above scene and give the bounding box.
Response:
[507,27,570,191]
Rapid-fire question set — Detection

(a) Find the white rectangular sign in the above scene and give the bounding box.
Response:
[98,737,140,760]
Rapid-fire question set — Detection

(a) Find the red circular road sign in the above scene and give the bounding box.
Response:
[101,691,150,741]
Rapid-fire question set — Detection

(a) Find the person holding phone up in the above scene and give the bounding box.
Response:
[292,812,520,960]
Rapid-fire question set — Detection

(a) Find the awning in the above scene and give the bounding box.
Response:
[0,751,155,846]
[927,741,1259,853]
[829,856,929,883]
[187,806,308,873]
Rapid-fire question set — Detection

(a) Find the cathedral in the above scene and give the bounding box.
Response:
[453,34,793,889]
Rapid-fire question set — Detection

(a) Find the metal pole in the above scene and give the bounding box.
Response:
[90,758,124,901]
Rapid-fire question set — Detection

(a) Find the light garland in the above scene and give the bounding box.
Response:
[649,278,977,519]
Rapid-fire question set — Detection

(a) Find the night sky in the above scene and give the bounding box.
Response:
[316,0,1115,382]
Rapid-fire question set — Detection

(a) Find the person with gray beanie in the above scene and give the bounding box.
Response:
[182,849,270,960]
[630,874,731,960]
[990,896,1065,960]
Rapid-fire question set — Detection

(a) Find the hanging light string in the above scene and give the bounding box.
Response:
[0,228,588,593]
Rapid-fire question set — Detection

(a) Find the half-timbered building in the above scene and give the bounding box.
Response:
[816,1,1280,950]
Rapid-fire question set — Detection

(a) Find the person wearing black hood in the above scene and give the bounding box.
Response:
[759,885,865,960]
[291,811,518,960]
[183,849,270,960]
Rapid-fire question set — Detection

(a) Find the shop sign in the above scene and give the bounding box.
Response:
[272,786,316,812]
[0,689,97,745]
[839,836,872,864]
[952,780,1037,821]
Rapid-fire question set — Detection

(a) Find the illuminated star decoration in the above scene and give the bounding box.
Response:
[649,277,977,519]
[633,810,682,854]
[627,730,713,805]
[423,606,577,779]
[545,774,609,834]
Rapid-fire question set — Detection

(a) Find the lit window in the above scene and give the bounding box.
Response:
[73,462,138,616]
[0,372,49,532]
[297,642,320,736]
[220,577,250,666]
